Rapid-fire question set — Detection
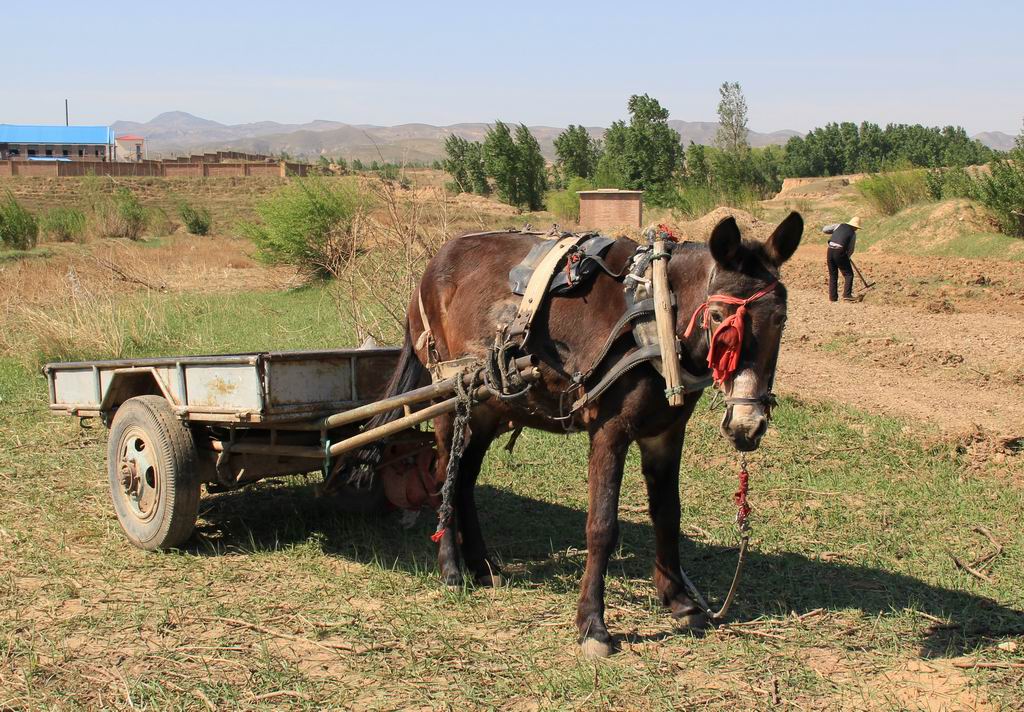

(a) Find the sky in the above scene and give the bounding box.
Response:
[3,0,1022,134]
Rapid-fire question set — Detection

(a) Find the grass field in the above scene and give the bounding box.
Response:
[1,173,1023,709]
[1,279,1022,709]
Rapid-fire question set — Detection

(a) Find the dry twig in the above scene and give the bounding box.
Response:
[201,615,391,654]
[952,660,1024,670]
[950,553,994,582]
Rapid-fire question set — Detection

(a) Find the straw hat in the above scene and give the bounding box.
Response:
[847,216,862,229]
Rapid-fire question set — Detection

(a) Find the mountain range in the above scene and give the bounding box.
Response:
[110,111,1016,162]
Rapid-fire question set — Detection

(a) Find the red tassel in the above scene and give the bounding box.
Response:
[430,528,446,543]
[734,467,751,526]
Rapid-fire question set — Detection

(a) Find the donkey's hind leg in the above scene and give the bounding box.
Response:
[637,414,708,631]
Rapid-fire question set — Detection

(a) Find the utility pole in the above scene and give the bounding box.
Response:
[65,99,69,126]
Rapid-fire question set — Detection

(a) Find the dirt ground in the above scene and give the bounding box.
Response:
[673,206,1024,452]
[780,244,1024,442]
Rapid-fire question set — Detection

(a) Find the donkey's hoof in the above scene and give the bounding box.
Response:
[580,637,613,659]
[475,572,504,588]
[674,609,709,631]
[442,571,464,588]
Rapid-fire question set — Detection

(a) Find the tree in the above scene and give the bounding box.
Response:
[596,94,682,203]
[1013,117,1024,159]
[483,121,520,205]
[711,82,757,193]
[442,135,489,196]
[514,123,548,211]
[684,142,711,186]
[715,81,750,158]
[482,121,547,210]
[554,125,601,180]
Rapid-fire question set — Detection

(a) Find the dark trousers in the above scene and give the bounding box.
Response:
[827,248,854,301]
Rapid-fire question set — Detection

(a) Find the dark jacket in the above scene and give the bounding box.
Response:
[823,223,857,255]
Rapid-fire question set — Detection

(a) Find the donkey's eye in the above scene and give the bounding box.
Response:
[709,311,725,324]
[775,314,788,328]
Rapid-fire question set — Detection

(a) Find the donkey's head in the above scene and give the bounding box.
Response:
[681,212,803,451]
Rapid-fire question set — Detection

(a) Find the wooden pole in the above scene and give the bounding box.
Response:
[652,235,685,406]
[316,354,535,431]
[204,363,541,460]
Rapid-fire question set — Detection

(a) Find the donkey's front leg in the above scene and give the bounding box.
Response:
[637,418,708,630]
[576,422,629,658]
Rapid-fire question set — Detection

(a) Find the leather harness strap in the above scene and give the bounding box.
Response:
[580,296,667,381]
[571,343,714,411]
[506,235,587,342]
[415,285,438,363]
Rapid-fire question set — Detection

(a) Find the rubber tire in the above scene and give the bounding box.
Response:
[106,396,201,551]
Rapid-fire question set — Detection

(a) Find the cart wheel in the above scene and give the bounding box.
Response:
[107,396,201,551]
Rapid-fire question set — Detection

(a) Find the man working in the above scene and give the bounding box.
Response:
[822,216,861,302]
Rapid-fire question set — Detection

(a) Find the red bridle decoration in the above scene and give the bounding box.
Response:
[682,282,778,386]
[656,224,679,242]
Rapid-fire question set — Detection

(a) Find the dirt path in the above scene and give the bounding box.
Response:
[778,246,1024,442]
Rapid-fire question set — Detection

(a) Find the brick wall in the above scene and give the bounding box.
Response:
[162,164,203,177]
[245,163,280,177]
[14,162,59,177]
[0,159,308,179]
[58,161,162,177]
[578,192,643,231]
[204,163,245,177]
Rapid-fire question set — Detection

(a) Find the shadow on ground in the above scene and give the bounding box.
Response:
[192,479,1024,658]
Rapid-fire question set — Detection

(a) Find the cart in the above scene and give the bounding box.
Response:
[43,348,536,551]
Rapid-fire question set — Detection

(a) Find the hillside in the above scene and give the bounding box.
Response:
[111,111,805,161]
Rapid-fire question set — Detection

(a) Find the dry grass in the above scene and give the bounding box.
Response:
[333,178,457,344]
[1,175,1022,709]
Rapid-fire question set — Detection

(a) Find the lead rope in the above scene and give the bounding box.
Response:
[431,373,476,543]
[677,453,752,622]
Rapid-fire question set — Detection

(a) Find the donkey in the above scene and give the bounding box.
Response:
[380,212,803,657]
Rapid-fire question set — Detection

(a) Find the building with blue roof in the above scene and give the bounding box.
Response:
[0,124,113,161]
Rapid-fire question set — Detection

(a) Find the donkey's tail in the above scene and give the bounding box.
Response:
[365,319,430,430]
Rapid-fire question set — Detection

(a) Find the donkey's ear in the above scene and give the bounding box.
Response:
[708,216,743,267]
[766,211,803,266]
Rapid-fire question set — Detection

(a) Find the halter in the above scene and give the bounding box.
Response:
[682,277,779,406]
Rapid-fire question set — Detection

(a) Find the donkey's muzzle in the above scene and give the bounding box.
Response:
[721,404,768,452]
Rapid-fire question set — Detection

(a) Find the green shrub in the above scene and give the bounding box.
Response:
[673,185,719,219]
[91,187,147,239]
[241,177,368,277]
[145,207,174,237]
[925,167,976,201]
[975,160,1024,237]
[178,202,212,235]
[544,177,595,223]
[546,189,580,223]
[671,183,759,219]
[856,170,930,216]
[39,207,86,242]
[0,193,39,250]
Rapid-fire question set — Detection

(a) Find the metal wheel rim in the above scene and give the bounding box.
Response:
[115,425,161,523]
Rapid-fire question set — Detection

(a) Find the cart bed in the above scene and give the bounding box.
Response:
[44,348,401,424]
